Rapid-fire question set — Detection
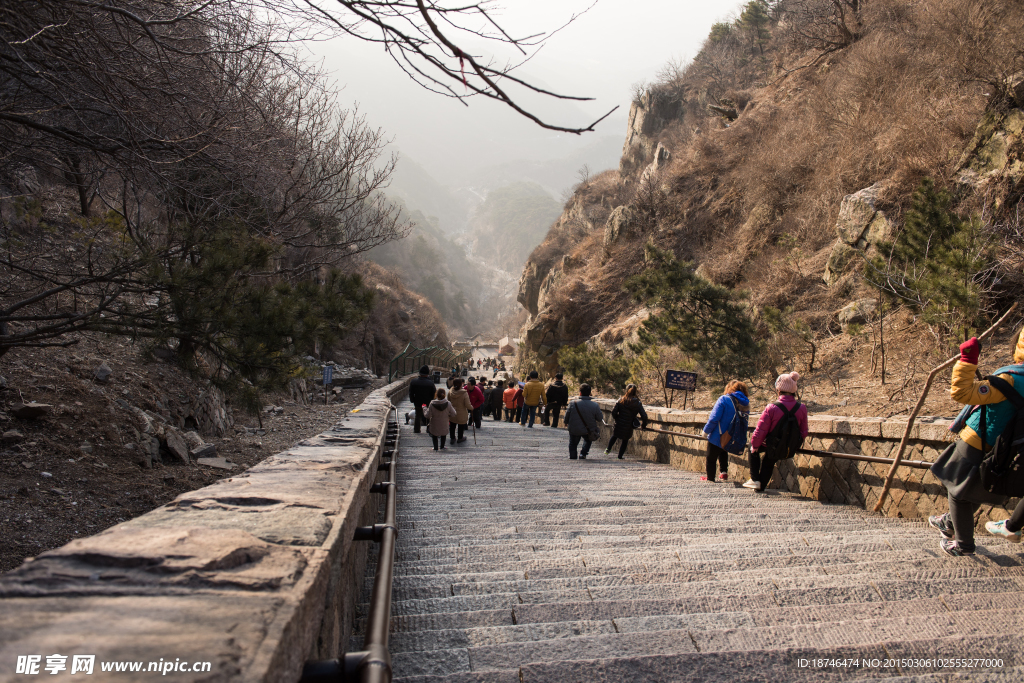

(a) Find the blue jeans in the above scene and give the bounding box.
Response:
[521,404,539,427]
[569,433,592,459]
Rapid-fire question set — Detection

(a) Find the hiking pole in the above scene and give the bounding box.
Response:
[472,420,477,445]
[873,302,1019,513]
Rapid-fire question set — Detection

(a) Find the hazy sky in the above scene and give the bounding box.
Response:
[308,0,733,184]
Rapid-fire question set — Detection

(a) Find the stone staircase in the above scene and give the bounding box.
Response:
[352,395,1024,682]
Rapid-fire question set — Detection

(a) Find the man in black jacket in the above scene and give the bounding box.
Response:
[544,373,570,428]
[408,365,437,434]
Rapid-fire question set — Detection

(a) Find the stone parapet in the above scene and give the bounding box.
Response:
[0,377,414,683]
[591,399,1018,528]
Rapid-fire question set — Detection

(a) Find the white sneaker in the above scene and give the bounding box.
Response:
[742,479,761,490]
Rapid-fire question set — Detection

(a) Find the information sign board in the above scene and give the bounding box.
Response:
[665,370,697,392]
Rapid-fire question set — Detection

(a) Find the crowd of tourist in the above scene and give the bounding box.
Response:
[408,328,1024,557]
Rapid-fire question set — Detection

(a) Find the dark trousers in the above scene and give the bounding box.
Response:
[607,435,631,458]
[472,407,482,429]
[569,434,592,459]
[492,406,502,422]
[948,492,981,551]
[413,404,427,433]
[544,404,563,428]
[706,442,728,479]
[1008,497,1024,533]
[431,434,447,450]
[449,422,467,442]
[504,407,514,421]
[748,449,783,488]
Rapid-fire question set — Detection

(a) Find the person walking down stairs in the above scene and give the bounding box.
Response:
[564,383,605,460]
[488,379,505,422]
[427,388,456,451]
[520,371,546,428]
[409,365,437,434]
[744,372,808,492]
[605,384,648,459]
[466,376,485,430]
[701,380,750,482]
[448,378,472,444]
[929,329,1024,556]
[544,373,570,428]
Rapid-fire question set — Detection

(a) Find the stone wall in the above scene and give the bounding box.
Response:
[593,400,1019,529]
[0,377,414,683]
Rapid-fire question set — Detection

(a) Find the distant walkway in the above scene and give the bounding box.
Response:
[354,392,1024,682]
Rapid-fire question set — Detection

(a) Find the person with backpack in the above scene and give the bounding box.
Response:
[605,384,648,459]
[408,365,437,434]
[427,388,457,451]
[743,371,808,492]
[927,331,1024,556]
[565,383,606,459]
[701,380,751,482]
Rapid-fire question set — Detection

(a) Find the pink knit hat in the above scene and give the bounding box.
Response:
[776,371,800,394]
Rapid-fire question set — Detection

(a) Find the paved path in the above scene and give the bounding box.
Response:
[354,392,1024,682]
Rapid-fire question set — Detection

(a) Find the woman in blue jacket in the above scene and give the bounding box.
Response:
[701,380,750,482]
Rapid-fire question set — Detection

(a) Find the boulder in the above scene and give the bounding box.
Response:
[604,205,636,247]
[190,443,217,459]
[836,183,886,246]
[183,430,204,449]
[93,363,112,383]
[10,402,52,420]
[838,299,878,326]
[163,427,190,462]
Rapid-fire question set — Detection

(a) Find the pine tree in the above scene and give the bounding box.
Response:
[625,245,763,381]
[864,178,995,341]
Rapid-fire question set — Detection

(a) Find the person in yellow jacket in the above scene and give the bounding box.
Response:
[928,328,1024,555]
[520,370,546,428]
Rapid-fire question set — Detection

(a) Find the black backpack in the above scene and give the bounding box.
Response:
[978,375,1024,497]
[760,401,804,460]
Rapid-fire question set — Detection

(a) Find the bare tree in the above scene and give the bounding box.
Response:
[778,0,863,56]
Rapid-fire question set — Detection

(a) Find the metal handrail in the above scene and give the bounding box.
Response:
[387,344,472,382]
[637,425,935,470]
[301,404,400,683]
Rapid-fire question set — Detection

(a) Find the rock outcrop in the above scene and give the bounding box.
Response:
[823,183,892,285]
[956,106,1024,197]
[620,90,682,176]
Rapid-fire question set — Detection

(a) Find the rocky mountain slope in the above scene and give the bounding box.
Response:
[515,0,1024,401]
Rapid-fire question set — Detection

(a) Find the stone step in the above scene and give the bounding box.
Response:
[391,631,1018,681]
[390,530,940,559]
[361,575,1024,621]
[367,559,1009,603]
[517,634,1018,683]
[357,590,1024,637]
[394,521,918,547]
[365,599,1024,655]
